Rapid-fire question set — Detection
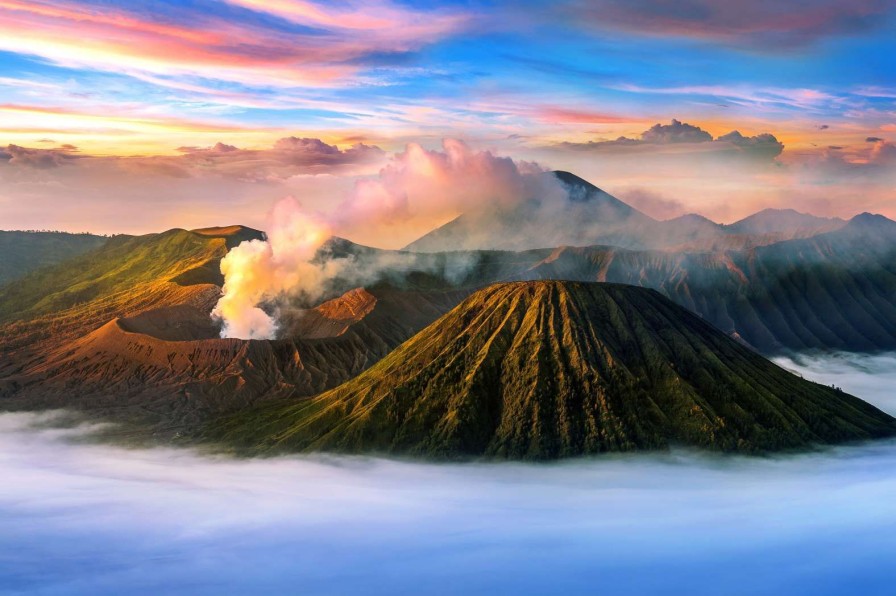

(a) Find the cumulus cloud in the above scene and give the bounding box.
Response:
[1,144,80,169]
[715,131,784,160]
[164,137,386,181]
[1,137,384,180]
[180,137,384,170]
[553,120,784,161]
[560,0,895,48]
[3,349,896,594]
[869,139,896,163]
[641,119,712,144]
[0,137,386,236]
[791,140,896,184]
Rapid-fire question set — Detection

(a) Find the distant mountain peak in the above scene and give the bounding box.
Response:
[191,225,266,248]
[551,170,602,192]
[726,208,845,236]
[667,213,719,226]
[404,171,650,252]
[848,212,896,228]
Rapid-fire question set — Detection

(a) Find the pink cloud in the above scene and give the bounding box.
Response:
[534,107,635,124]
[0,0,469,89]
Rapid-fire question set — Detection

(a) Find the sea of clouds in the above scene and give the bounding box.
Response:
[2,352,896,595]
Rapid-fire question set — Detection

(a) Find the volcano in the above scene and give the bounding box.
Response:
[209,281,896,459]
[404,171,846,253]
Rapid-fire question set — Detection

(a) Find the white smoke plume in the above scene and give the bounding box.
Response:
[212,198,337,339]
[212,139,562,339]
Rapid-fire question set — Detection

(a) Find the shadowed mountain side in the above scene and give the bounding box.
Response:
[505,214,896,352]
[372,211,896,353]
[0,231,107,287]
[208,282,896,459]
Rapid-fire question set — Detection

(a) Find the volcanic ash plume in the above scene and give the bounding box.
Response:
[212,139,561,339]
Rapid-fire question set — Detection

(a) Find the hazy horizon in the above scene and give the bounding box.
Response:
[0,1,894,240]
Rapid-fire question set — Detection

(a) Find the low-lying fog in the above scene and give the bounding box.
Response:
[2,353,896,595]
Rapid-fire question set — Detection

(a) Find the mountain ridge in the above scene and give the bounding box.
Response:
[208,281,896,459]
[404,171,851,253]
[0,230,107,287]
[3,172,896,440]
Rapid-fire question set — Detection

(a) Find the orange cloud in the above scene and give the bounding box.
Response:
[535,107,636,124]
[0,104,277,154]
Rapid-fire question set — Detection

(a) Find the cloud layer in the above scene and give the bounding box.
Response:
[2,352,896,594]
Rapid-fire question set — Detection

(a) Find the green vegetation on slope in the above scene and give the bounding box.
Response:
[0,226,264,354]
[0,230,215,323]
[0,226,263,324]
[0,231,107,287]
[208,281,896,459]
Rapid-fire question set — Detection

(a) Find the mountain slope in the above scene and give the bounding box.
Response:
[404,171,656,252]
[0,231,107,286]
[404,172,848,253]
[0,228,261,407]
[509,213,896,352]
[209,281,896,459]
[0,225,264,339]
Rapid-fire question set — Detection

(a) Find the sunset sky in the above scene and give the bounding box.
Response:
[0,0,894,242]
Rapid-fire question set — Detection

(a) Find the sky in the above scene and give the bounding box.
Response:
[0,0,894,241]
[2,352,896,595]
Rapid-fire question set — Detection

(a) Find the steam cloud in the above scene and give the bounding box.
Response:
[3,352,896,593]
[212,139,561,339]
[211,198,336,339]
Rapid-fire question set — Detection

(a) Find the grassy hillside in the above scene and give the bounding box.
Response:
[0,226,263,350]
[0,231,107,286]
[208,281,896,459]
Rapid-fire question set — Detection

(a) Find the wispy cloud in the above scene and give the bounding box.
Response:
[559,0,896,48]
[533,107,636,124]
[612,84,843,112]
[0,0,468,90]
